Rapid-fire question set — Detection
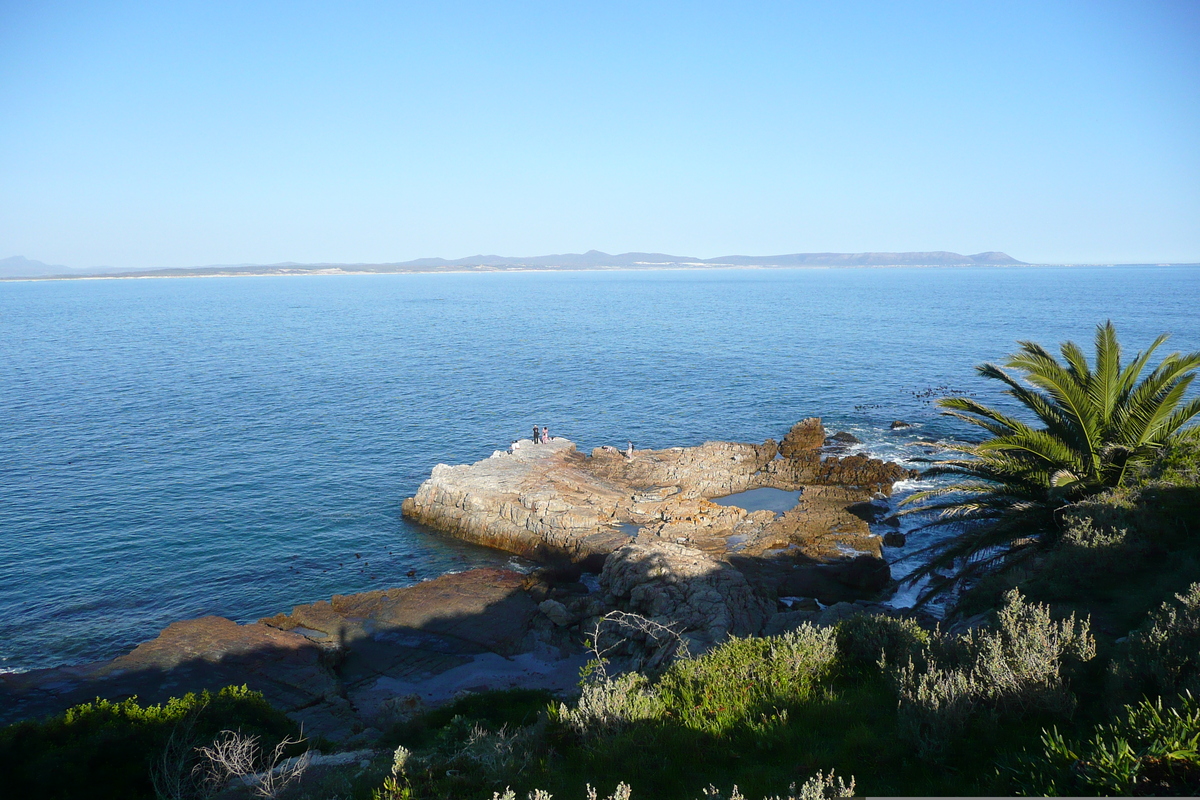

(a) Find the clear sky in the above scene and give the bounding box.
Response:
[1,1,1197,269]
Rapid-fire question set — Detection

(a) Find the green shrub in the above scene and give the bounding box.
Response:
[697,770,856,800]
[557,626,838,743]
[480,770,856,800]
[557,672,663,741]
[1111,582,1200,704]
[1049,497,1154,576]
[1012,692,1200,796]
[654,626,838,736]
[0,685,297,800]
[1144,439,1200,487]
[895,590,1095,757]
[385,688,555,750]
[834,613,930,670]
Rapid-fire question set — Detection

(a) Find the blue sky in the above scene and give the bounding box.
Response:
[1,1,1197,269]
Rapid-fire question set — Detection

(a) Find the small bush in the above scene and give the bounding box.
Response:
[1145,439,1200,487]
[559,626,838,742]
[377,711,549,799]
[965,588,1095,713]
[1012,692,1200,796]
[895,589,1095,757]
[835,613,930,670]
[482,771,856,800]
[1111,582,1200,704]
[556,672,663,741]
[0,685,297,800]
[1022,504,1156,596]
[655,626,838,735]
[385,688,555,750]
[698,770,856,800]
[490,785,626,800]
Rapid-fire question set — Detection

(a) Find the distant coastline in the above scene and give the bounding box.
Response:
[1,250,1197,282]
[1,249,1023,281]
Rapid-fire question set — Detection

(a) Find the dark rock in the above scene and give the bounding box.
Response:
[538,599,576,627]
[834,554,893,592]
[847,501,890,523]
[780,597,820,612]
[266,568,538,658]
[0,616,344,734]
[763,610,817,636]
[810,602,865,626]
[825,431,861,445]
[760,452,916,492]
[600,542,774,649]
[890,421,913,430]
[768,555,893,606]
[882,531,907,547]
[881,514,902,527]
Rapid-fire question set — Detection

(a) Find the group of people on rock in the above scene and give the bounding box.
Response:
[510,425,636,456]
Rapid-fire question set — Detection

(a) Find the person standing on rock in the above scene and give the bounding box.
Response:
[532,425,541,444]
[542,426,550,444]
[626,441,634,457]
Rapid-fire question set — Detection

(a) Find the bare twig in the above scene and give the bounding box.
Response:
[195,729,310,799]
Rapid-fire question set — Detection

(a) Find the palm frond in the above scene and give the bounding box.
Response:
[901,322,1200,604]
[1091,320,1122,422]
[1116,332,1170,400]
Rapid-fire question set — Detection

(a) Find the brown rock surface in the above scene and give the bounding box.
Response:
[0,569,558,741]
[758,451,915,492]
[261,568,538,659]
[779,417,826,456]
[0,616,344,734]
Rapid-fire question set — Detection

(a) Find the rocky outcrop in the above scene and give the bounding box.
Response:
[589,438,779,498]
[400,439,632,567]
[826,431,861,446]
[401,438,782,567]
[402,429,912,570]
[599,542,774,651]
[758,451,915,493]
[780,417,826,456]
[0,616,349,737]
[0,569,577,741]
[401,423,918,618]
[261,568,538,659]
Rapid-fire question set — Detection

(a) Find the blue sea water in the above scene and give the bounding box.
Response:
[1,266,1198,672]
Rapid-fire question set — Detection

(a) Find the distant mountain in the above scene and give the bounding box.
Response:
[0,256,73,278]
[1,250,1029,280]
[390,250,1026,269]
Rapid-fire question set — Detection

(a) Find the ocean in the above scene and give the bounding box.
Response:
[2,265,1198,672]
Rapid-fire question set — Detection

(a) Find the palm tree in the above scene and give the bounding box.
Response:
[904,321,1200,583]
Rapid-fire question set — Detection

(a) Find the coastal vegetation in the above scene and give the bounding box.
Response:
[0,685,301,800]
[904,321,1200,589]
